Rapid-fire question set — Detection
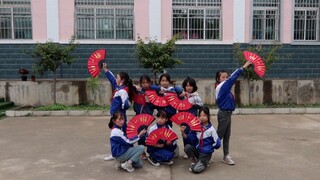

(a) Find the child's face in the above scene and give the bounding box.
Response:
[116,74,122,86]
[185,82,193,93]
[156,116,167,126]
[219,72,229,83]
[160,77,169,88]
[199,111,209,124]
[141,79,150,89]
[114,115,125,127]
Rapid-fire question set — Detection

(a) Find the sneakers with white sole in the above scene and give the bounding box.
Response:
[148,157,160,167]
[222,155,235,165]
[183,154,188,159]
[121,161,135,173]
[104,154,114,161]
[161,160,173,165]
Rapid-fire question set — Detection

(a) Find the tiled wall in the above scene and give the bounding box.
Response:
[1,44,319,80]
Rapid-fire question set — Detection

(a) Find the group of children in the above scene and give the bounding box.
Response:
[103,61,253,173]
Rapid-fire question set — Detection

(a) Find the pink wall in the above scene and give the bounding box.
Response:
[282,1,292,43]
[32,0,47,41]
[59,0,75,41]
[134,0,149,40]
[245,0,251,43]
[161,0,172,41]
[222,0,234,42]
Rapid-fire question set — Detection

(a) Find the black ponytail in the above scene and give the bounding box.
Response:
[108,110,124,129]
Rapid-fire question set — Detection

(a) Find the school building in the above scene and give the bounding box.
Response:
[1,0,320,80]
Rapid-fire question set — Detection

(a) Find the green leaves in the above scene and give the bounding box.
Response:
[26,37,78,75]
[234,43,282,81]
[135,35,183,83]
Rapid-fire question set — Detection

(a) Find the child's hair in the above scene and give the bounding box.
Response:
[140,75,151,84]
[108,110,124,129]
[198,106,210,123]
[156,109,168,119]
[158,73,171,85]
[182,77,198,93]
[215,70,228,88]
[118,71,135,101]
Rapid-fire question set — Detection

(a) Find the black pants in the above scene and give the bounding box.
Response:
[217,110,232,156]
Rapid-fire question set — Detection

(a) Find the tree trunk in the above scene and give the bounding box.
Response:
[53,71,57,104]
[153,70,157,85]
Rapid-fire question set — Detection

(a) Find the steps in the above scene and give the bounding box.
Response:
[0,97,15,118]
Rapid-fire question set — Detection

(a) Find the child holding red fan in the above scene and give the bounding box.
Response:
[182,107,221,174]
[102,62,135,161]
[214,61,252,165]
[180,77,203,116]
[109,111,147,173]
[146,110,178,166]
[156,73,183,127]
[133,75,160,115]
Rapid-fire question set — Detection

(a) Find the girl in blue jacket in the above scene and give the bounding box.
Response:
[215,61,252,165]
[147,110,178,166]
[133,75,160,115]
[183,106,221,174]
[156,73,183,127]
[103,62,135,160]
[109,111,147,173]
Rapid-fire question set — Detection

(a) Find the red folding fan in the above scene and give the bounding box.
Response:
[145,128,178,146]
[243,51,266,78]
[145,90,169,107]
[126,114,155,139]
[166,93,192,110]
[171,112,202,132]
[88,49,107,78]
[132,93,146,105]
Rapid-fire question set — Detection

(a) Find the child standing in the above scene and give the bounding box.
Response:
[133,75,160,115]
[103,62,135,161]
[109,111,147,173]
[157,73,183,127]
[183,107,221,174]
[215,61,252,165]
[147,110,178,166]
[180,77,203,116]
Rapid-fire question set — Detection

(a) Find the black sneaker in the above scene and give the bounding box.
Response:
[148,157,160,166]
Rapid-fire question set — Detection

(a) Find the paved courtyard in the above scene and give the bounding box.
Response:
[0,114,319,180]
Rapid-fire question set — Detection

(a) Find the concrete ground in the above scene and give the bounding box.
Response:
[0,114,319,180]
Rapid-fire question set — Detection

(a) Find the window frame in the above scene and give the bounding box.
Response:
[293,0,320,42]
[251,0,280,43]
[74,0,134,40]
[172,0,222,41]
[0,0,32,40]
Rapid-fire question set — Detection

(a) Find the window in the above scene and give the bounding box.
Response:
[0,0,32,39]
[75,0,134,40]
[252,0,280,41]
[294,0,319,41]
[172,0,221,40]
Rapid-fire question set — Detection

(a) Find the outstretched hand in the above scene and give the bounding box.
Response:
[138,129,147,137]
[242,61,252,69]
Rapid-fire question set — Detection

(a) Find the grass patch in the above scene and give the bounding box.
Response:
[32,104,109,111]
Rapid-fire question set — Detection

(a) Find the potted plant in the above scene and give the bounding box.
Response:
[18,68,29,81]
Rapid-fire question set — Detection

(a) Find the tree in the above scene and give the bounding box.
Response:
[86,76,100,105]
[135,35,183,84]
[234,42,282,81]
[26,37,78,104]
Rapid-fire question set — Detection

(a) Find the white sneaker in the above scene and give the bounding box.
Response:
[183,154,188,159]
[104,154,115,161]
[222,155,235,165]
[121,161,135,173]
[161,160,174,165]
